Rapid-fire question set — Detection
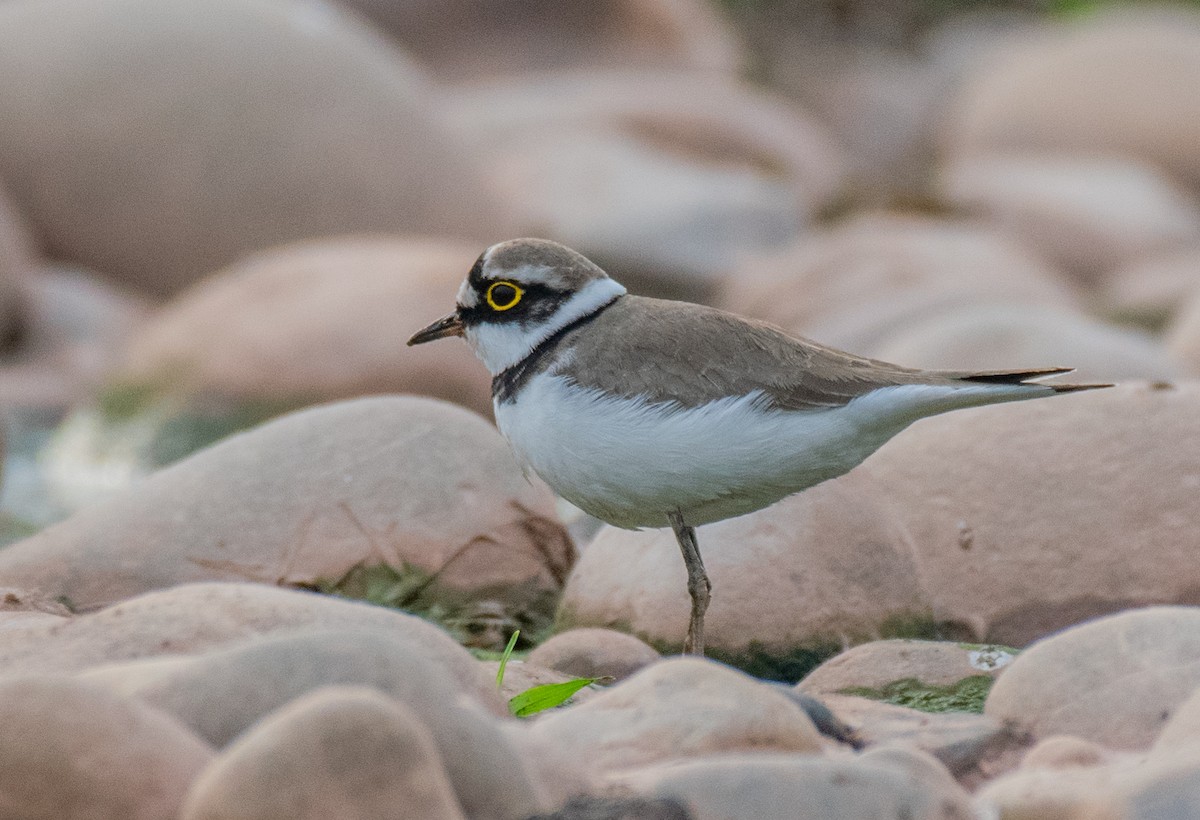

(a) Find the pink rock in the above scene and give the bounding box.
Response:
[0,397,572,617]
[528,658,823,774]
[763,43,947,203]
[1165,288,1200,375]
[1105,248,1200,329]
[0,265,151,409]
[862,383,1200,645]
[0,0,514,296]
[977,764,1127,820]
[799,639,1013,697]
[873,302,1182,383]
[1021,736,1113,771]
[0,676,214,820]
[528,628,660,682]
[340,0,741,81]
[943,10,1200,190]
[0,582,497,708]
[717,212,1082,354]
[81,629,552,819]
[559,470,927,663]
[615,752,973,820]
[986,607,1200,749]
[444,71,846,299]
[816,694,1026,790]
[939,153,1200,283]
[179,687,466,820]
[119,236,494,416]
[79,628,507,742]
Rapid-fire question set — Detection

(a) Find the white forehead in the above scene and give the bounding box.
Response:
[456,277,477,308]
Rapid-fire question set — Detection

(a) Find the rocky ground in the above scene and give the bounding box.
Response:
[3,0,1200,818]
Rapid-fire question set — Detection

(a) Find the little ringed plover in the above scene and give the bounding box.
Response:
[409,238,1108,655]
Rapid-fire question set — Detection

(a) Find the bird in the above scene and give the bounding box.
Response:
[408,238,1108,655]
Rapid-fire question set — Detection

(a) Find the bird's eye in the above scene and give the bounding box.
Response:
[486,281,523,311]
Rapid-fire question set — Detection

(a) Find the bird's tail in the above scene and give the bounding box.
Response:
[954,367,1112,394]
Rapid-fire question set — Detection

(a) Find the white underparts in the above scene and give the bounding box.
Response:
[495,374,1058,529]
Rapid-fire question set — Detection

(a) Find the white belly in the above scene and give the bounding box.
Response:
[494,372,986,529]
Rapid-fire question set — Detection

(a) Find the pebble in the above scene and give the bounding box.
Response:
[0,397,572,625]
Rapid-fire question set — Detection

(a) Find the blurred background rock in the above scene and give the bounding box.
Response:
[1,0,1199,657]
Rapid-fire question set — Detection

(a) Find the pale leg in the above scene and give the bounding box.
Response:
[668,509,711,656]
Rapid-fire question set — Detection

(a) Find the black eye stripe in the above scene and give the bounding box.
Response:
[460,281,568,326]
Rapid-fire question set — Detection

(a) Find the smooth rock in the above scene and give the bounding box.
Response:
[616,753,975,820]
[977,764,1127,820]
[528,628,661,683]
[0,676,214,820]
[0,264,151,410]
[717,212,1082,353]
[0,0,513,296]
[343,0,740,81]
[1120,747,1200,820]
[180,687,465,820]
[0,585,72,618]
[0,582,494,703]
[856,744,975,806]
[986,739,1200,820]
[528,658,822,774]
[0,397,572,620]
[84,631,548,818]
[939,153,1200,282]
[1106,249,1200,330]
[762,43,946,202]
[817,694,1028,788]
[444,71,845,299]
[78,628,505,741]
[862,383,1200,646]
[1165,288,1200,375]
[800,639,1014,696]
[1154,684,1200,753]
[525,795,692,820]
[119,236,493,415]
[944,11,1200,189]
[873,302,1182,383]
[0,584,71,630]
[1021,735,1114,771]
[986,607,1200,749]
[496,722,597,813]
[559,470,927,671]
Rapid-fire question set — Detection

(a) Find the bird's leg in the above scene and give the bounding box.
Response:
[668,509,711,656]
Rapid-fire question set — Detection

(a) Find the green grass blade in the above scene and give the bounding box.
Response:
[496,630,520,688]
[509,677,600,717]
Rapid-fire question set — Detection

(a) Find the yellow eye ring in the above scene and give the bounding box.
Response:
[486,281,523,311]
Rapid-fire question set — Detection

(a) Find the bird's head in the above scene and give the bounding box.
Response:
[407,238,626,374]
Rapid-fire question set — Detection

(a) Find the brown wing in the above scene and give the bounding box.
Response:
[556,297,966,410]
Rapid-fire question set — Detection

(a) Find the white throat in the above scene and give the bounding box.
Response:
[463,277,627,375]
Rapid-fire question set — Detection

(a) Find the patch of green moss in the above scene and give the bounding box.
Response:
[146,400,293,466]
[841,675,994,714]
[312,563,556,651]
[0,512,40,546]
[95,380,299,468]
[96,380,173,423]
[878,612,944,641]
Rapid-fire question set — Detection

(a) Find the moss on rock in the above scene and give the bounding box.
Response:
[840,675,995,714]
